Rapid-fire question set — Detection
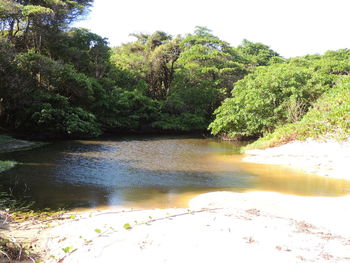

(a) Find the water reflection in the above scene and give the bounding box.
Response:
[0,136,349,210]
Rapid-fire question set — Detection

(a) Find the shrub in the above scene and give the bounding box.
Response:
[245,77,350,149]
[28,92,101,137]
[209,63,334,138]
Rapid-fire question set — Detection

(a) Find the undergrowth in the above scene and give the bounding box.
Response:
[0,191,66,262]
[244,77,350,150]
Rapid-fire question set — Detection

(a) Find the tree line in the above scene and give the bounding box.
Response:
[0,0,280,138]
[2,0,348,141]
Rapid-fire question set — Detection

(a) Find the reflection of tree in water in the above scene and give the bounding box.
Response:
[0,138,349,210]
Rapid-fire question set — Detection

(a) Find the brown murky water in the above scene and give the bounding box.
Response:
[0,136,349,209]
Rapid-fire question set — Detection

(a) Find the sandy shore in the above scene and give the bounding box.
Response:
[244,138,350,180]
[1,191,349,263]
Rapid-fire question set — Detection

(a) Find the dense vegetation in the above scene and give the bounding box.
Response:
[0,0,280,137]
[1,1,349,144]
[210,49,350,146]
[245,76,350,150]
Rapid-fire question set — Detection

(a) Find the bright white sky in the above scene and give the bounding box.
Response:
[74,0,350,58]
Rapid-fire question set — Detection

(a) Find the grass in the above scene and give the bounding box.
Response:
[243,77,350,151]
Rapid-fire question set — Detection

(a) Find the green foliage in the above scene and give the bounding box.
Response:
[0,0,22,19]
[0,2,105,139]
[123,223,132,230]
[245,77,350,149]
[21,5,54,17]
[111,31,181,100]
[16,52,96,106]
[92,88,160,131]
[28,92,101,137]
[235,39,283,67]
[209,63,333,137]
[301,78,350,138]
[110,27,270,132]
[62,246,74,253]
[49,28,111,78]
[152,113,207,131]
[5,9,346,142]
[210,48,350,148]
[0,46,101,137]
[177,26,249,97]
[1,0,92,53]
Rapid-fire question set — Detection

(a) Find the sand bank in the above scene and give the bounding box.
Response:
[244,139,350,180]
[1,191,349,263]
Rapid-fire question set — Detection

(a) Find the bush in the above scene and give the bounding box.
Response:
[245,77,350,149]
[28,92,101,137]
[209,62,334,138]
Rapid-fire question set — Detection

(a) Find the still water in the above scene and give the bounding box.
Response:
[0,136,349,209]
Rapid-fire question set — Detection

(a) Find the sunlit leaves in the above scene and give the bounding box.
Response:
[209,60,337,138]
[209,49,350,139]
[0,0,22,19]
[21,5,54,17]
[234,39,282,67]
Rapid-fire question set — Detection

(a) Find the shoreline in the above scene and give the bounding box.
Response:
[1,191,349,263]
[1,137,350,262]
[244,138,350,180]
[0,136,46,154]
[0,135,45,174]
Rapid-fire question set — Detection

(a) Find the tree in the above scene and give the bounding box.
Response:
[235,39,283,67]
[0,0,92,52]
[208,52,347,138]
[167,27,248,119]
[112,31,181,100]
[49,28,111,78]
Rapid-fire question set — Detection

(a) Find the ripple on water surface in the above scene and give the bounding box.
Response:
[0,136,349,209]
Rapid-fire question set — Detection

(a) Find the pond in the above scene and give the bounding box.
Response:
[0,136,349,210]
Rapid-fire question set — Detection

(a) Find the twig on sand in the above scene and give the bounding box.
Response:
[56,208,223,262]
[0,250,11,262]
[143,207,223,224]
[57,248,78,263]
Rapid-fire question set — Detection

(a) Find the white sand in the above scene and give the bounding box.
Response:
[244,138,350,180]
[1,191,349,263]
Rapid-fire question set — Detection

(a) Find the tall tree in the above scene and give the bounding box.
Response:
[111,31,181,100]
[0,0,92,52]
[49,28,111,78]
[171,27,248,114]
